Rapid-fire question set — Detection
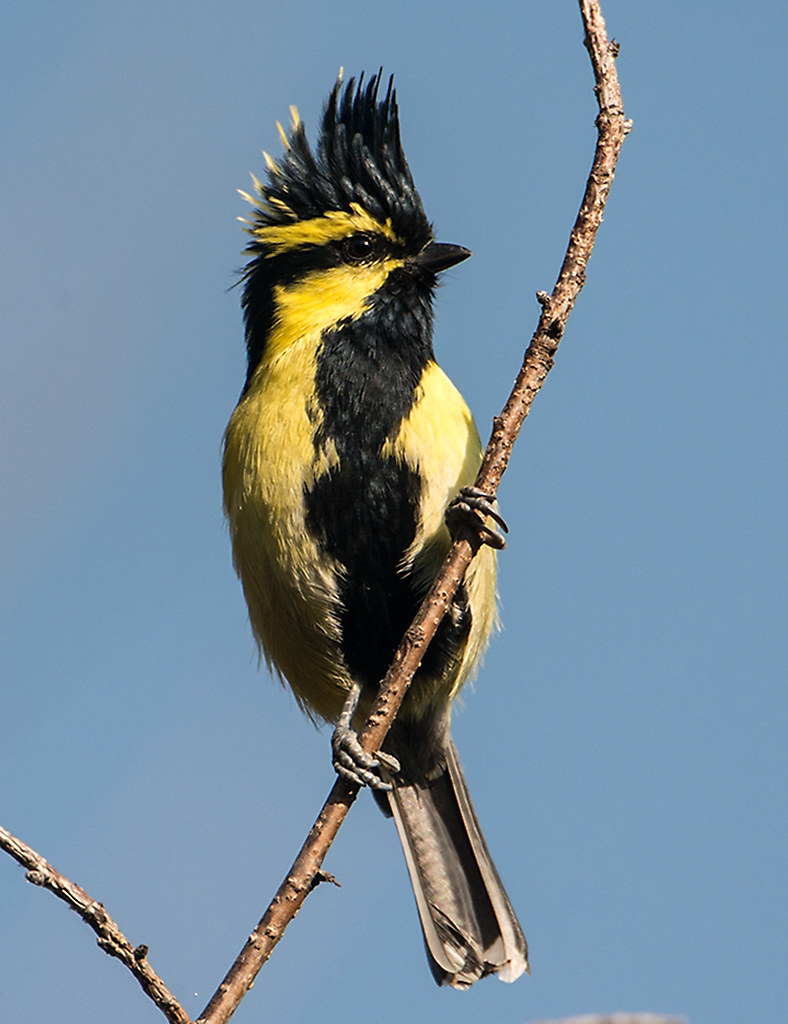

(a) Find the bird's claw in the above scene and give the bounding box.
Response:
[331,724,400,790]
[445,486,508,550]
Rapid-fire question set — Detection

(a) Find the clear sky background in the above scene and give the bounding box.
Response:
[2,3,785,1023]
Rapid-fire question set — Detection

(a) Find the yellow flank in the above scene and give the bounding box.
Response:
[253,203,400,253]
[389,362,482,548]
[388,360,498,705]
[223,327,350,721]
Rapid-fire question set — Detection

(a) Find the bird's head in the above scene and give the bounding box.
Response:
[238,71,470,389]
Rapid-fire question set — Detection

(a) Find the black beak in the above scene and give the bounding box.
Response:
[411,241,472,273]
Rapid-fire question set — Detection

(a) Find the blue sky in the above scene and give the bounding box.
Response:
[2,3,785,1023]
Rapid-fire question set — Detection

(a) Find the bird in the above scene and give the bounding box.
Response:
[222,70,528,989]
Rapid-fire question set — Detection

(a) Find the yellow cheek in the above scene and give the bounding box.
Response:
[267,260,401,360]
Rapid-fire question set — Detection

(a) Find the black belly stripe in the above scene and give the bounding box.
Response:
[305,456,422,688]
[306,278,430,688]
[304,270,472,699]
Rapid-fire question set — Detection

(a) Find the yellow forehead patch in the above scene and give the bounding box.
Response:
[252,203,401,254]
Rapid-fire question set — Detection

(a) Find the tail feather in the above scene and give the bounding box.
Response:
[387,737,528,989]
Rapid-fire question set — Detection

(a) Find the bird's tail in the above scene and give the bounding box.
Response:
[386,737,529,989]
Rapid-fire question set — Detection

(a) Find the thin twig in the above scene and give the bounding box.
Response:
[197,3,629,1022]
[0,824,192,1024]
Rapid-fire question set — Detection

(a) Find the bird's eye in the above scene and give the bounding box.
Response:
[343,233,380,263]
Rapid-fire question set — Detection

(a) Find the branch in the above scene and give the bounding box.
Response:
[0,824,192,1024]
[197,3,630,1022]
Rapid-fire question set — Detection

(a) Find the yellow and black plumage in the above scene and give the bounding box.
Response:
[223,71,528,988]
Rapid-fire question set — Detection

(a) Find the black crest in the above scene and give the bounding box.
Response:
[253,71,432,247]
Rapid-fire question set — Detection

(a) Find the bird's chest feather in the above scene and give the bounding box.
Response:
[223,325,488,713]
